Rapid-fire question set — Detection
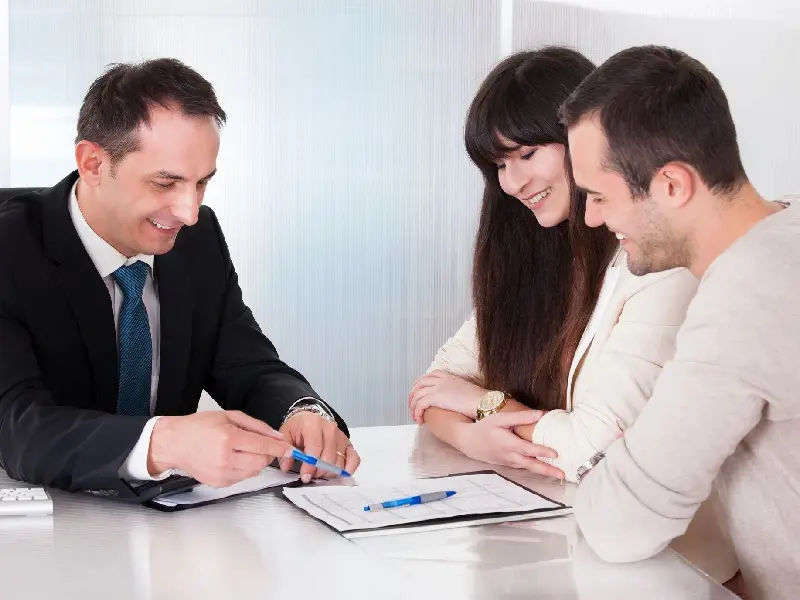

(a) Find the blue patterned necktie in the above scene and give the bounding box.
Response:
[112,261,152,416]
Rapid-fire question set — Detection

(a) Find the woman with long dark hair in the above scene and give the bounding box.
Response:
[407,48,737,583]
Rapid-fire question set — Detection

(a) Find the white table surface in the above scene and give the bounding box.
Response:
[0,425,736,600]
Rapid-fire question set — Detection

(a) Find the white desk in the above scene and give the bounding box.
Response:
[0,425,735,600]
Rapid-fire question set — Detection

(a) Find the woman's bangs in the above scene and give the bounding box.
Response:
[465,80,557,172]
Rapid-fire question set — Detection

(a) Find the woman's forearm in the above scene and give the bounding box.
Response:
[422,406,471,449]
[423,398,539,449]
[501,397,540,440]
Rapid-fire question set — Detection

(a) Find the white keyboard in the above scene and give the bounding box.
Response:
[0,487,53,516]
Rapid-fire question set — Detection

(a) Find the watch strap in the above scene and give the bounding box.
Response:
[576,450,606,483]
[282,397,336,425]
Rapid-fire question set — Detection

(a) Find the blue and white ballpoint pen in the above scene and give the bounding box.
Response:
[290,448,351,478]
[363,490,456,511]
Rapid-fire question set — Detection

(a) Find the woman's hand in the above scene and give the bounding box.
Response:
[408,370,485,424]
[453,410,565,479]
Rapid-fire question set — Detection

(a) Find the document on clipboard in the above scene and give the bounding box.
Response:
[282,472,572,538]
[151,468,300,508]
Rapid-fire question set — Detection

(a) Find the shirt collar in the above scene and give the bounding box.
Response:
[68,180,155,279]
[609,244,625,271]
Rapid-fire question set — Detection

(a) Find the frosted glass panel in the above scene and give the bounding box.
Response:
[5,1,800,426]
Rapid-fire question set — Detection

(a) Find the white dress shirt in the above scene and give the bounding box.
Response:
[69,181,166,481]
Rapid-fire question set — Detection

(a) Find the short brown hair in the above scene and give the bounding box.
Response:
[560,45,746,198]
[76,58,226,166]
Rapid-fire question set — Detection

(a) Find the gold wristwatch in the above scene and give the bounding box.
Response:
[476,390,507,421]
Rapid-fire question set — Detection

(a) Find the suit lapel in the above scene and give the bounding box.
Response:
[42,172,118,413]
[154,247,193,415]
[566,248,625,409]
[55,266,119,413]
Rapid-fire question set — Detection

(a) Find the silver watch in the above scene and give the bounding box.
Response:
[576,450,605,483]
[282,398,336,425]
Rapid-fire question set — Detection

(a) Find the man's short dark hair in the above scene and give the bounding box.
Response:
[560,45,746,198]
[76,57,227,167]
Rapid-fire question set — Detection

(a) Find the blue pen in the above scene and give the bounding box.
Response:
[290,448,351,478]
[363,490,456,512]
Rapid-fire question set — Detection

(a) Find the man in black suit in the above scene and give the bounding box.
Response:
[0,58,360,496]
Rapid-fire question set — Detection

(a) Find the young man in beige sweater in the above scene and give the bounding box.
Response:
[560,45,800,600]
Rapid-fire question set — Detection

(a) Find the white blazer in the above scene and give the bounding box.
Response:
[427,247,738,582]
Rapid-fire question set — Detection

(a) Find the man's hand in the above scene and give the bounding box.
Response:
[408,370,486,423]
[148,411,292,488]
[278,411,361,483]
[453,410,565,479]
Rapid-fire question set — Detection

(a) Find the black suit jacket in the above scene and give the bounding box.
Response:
[0,171,347,494]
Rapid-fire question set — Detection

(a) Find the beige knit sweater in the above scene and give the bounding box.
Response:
[575,202,800,600]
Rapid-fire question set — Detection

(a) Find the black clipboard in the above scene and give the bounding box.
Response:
[137,459,306,512]
[143,477,307,512]
[81,473,200,505]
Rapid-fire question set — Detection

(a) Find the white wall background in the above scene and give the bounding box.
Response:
[1,1,797,426]
[0,0,9,185]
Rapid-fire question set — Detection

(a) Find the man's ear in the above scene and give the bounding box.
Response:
[651,162,695,210]
[74,140,107,186]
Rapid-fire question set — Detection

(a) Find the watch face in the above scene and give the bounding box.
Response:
[478,391,504,412]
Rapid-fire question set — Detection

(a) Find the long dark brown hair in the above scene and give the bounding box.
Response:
[464,47,617,411]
